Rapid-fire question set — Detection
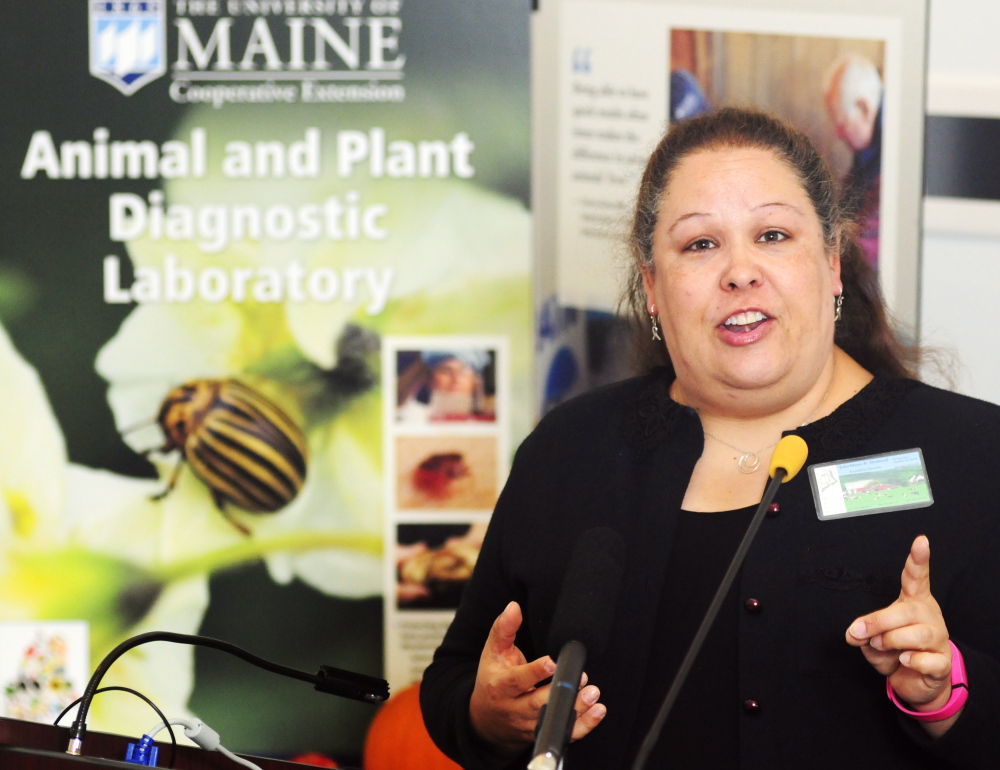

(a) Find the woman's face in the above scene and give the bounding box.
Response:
[642,147,842,411]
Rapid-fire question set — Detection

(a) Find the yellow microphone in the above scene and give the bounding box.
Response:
[769,434,809,481]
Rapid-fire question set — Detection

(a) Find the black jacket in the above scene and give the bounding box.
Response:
[421,373,1000,769]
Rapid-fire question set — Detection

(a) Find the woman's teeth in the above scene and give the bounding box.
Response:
[724,311,767,327]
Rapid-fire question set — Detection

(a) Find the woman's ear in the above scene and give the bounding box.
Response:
[828,229,843,292]
[640,265,656,311]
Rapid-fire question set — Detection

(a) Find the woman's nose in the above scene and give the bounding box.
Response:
[721,242,763,290]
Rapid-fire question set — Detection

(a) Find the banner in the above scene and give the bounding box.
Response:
[0,1,530,760]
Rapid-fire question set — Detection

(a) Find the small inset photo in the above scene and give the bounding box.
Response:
[395,522,488,610]
[0,620,89,722]
[396,435,499,510]
[396,349,497,424]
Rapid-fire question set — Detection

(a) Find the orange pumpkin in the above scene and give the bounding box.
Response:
[363,681,461,770]
[290,752,339,768]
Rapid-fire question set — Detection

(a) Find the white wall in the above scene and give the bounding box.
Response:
[927,0,1000,82]
[921,0,1000,401]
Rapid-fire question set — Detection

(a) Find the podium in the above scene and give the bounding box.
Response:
[0,717,312,770]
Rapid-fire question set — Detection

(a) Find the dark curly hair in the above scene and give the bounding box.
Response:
[621,106,918,379]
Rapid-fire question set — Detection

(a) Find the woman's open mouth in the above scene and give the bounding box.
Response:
[722,310,769,334]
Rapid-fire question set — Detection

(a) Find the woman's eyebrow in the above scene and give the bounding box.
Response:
[667,211,710,234]
[752,201,805,215]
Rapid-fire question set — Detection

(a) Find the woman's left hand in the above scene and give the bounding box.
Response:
[845,535,960,733]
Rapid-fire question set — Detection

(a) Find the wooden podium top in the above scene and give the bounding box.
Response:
[0,717,315,770]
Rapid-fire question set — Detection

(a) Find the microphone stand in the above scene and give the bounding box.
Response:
[66,631,389,755]
[629,468,789,770]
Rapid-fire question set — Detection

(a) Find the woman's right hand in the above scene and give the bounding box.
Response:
[468,601,608,756]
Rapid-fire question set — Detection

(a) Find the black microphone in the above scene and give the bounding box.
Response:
[65,631,389,756]
[528,527,626,770]
[629,435,808,770]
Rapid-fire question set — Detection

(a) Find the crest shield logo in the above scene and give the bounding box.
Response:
[89,1,166,96]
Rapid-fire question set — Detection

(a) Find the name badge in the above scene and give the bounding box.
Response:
[808,448,933,521]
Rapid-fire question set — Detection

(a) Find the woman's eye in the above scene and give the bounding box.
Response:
[684,238,716,252]
[758,230,789,243]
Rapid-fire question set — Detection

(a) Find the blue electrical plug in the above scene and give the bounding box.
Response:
[124,734,159,766]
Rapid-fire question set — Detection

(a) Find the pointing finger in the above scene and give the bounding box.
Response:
[900,535,931,601]
[485,601,523,657]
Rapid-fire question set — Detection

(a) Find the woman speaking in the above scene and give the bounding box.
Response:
[420,109,1000,768]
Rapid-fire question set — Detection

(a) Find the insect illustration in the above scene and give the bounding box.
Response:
[412,452,469,500]
[152,379,308,534]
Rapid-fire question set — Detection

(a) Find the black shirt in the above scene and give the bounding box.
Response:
[638,506,754,768]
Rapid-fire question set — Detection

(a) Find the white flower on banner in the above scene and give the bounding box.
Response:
[0,322,207,738]
[95,109,532,599]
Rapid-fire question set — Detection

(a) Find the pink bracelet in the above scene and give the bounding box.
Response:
[886,640,968,722]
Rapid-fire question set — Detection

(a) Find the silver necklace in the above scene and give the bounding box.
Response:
[701,358,837,474]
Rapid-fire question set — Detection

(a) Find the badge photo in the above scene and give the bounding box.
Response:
[809,448,933,521]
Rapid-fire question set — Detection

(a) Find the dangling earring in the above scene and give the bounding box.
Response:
[834,293,843,323]
[649,306,662,341]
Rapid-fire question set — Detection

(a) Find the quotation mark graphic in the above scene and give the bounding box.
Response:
[572,47,592,73]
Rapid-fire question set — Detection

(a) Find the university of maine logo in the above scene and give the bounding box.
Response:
[89,1,166,96]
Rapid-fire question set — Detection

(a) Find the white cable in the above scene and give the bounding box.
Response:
[145,718,262,770]
[218,745,264,770]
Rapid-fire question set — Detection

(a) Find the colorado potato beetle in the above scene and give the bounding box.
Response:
[153,379,308,534]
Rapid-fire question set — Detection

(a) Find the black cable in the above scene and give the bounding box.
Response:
[66,631,387,756]
[54,685,178,768]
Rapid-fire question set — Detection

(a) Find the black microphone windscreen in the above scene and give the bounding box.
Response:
[546,527,626,658]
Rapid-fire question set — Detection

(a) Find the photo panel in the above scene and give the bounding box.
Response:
[394,523,488,611]
[382,334,509,692]
[395,348,499,424]
[536,0,928,328]
[395,434,500,511]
